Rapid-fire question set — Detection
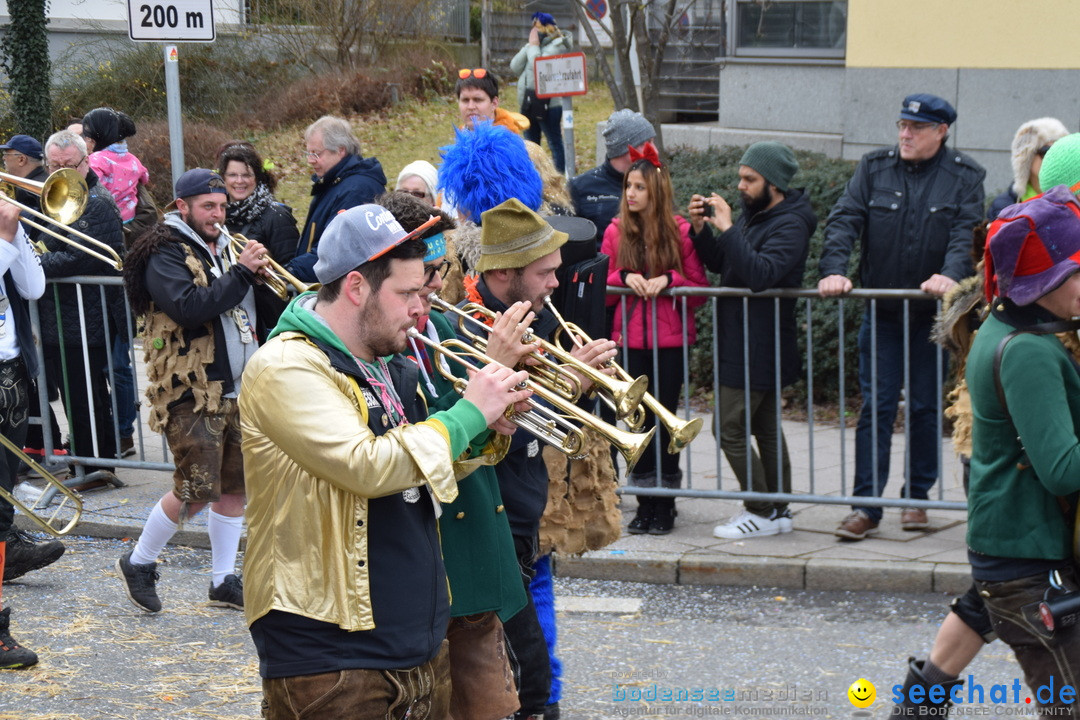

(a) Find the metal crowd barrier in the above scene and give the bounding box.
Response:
[609,286,965,512]
[24,276,965,513]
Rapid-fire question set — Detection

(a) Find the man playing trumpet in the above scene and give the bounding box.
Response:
[461,198,612,720]
[239,204,531,718]
[118,168,270,613]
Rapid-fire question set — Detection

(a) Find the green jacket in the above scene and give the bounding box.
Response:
[966,305,1080,561]
[407,311,527,622]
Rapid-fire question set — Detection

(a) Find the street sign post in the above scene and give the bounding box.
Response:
[535,52,588,176]
[127,1,214,186]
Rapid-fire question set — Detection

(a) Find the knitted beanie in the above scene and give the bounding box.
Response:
[1039,133,1080,194]
[396,160,439,203]
[602,109,655,160]
[739,141,799,193]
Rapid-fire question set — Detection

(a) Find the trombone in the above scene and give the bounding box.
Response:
[429,293,648,420]
[0,433,82,536]
[0,168,124,271]
[407,328,655,473]
[216,224,319,300]
[544,296,704,454]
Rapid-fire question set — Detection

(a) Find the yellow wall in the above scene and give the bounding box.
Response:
[847,0,1080,68]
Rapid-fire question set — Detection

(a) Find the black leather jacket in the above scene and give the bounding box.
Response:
[820,144,985,310]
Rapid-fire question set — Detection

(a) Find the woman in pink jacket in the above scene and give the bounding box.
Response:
[601,142,708,535]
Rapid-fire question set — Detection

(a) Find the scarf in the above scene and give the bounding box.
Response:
[226,183,276,227]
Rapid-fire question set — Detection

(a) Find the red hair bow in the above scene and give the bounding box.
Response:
[628,141,661,169]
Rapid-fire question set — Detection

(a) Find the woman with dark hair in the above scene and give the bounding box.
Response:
[601,142,708,535]
[216,142,298,335]
[216,142,298,265]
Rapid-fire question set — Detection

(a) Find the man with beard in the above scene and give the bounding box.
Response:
[463,198,614,720]
[117,169,270,613]
[819,94,985,540]
[688,142,816,539]
[239,204,530,718]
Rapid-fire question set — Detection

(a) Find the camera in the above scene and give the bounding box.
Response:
[1039,591,1080,632]
[701,202,714,218]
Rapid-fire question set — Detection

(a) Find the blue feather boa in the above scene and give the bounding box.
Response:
[438,120,543,222]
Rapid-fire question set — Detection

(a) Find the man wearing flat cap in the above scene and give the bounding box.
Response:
[819,93,986,540]
[463,198,614,720]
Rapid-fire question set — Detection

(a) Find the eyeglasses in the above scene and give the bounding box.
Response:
[895,120,940,133]
[304,149,330,161]
[224,172,255,181]
[423,259,451,285]
[46,156,86,172]
[1037,144,1054,157]
[400,189,429,200]
[458,68,488,79]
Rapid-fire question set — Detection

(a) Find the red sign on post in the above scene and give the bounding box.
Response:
[534,52,588,99]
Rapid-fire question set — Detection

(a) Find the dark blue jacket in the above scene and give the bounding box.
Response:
[569,160,623,245]
[289,154,387,282]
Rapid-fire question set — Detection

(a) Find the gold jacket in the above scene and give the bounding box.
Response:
[239,332,494,632]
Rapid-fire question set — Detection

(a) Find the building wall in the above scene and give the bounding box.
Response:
[847,0,1078,70]
[706,63,1080,196]
[704,0,1080,198]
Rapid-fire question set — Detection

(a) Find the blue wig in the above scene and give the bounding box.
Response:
[438,120,543,222]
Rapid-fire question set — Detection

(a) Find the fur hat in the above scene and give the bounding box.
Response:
[1010,117,1068,195]
[438,121,542,222]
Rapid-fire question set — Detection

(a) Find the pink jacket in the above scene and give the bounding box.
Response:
[602,215,709,349]
[89,147,149,222]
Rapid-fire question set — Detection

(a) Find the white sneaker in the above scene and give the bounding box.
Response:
[776,509,794,534]
[712,510,781,539]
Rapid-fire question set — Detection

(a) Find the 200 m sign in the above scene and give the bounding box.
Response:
[127,0,215,42]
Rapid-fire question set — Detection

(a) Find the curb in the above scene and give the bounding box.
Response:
[553,550,972,595]
[25,517,971,596]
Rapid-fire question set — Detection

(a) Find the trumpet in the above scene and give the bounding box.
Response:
[215,224,320,300]
[0,433,82,536]
[544,296,704,454]
[429,293,648,420]
[407,328,655,472]
[0,168,123,270]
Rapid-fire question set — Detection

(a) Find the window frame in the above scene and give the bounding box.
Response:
[727,0,847,60]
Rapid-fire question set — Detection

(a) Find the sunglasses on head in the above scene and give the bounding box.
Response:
[458,68,488,79]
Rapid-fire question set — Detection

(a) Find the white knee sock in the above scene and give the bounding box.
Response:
[208,510,244,587]
[131,501,178,566]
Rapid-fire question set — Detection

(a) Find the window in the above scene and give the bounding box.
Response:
[730,0,846,59]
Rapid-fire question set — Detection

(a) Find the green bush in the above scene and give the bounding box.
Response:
[52,37,301,126]
[665,145,861,405]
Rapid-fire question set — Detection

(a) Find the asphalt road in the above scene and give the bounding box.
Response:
[0,536,1036,719]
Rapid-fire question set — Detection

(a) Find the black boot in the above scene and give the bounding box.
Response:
[0,607,38,669]
[627,496,654,534]
[893,657,963,717]
[649,497,677,535]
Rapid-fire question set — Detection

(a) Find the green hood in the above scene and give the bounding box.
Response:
[269,292,352,358]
